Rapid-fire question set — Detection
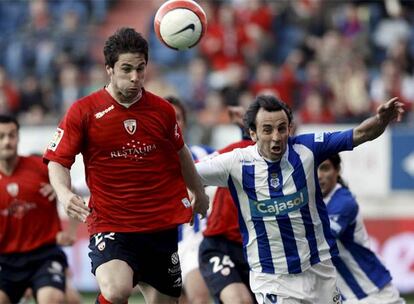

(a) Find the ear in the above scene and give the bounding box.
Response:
[105,65,113,76]
[288,122,295,136]
[249,129,258,142]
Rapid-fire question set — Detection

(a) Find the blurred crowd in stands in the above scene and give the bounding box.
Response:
[0,0,413,144]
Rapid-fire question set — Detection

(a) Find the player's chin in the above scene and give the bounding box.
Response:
[123,89,139,98]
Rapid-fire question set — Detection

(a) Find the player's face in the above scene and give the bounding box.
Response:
[0,123,18,161]
[106,52,146,103]
[317,159,339,197]
[172,104,185,132]
[250,108,290,161]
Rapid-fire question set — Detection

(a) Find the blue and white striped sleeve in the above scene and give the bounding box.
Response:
[195,151,235,187]
[295,129,354,165]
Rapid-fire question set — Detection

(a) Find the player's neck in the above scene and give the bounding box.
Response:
[105,85,142,108]
[0,156,19,176]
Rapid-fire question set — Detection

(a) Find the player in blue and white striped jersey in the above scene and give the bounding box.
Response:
[318,154,405,304]
[196,95,404,304]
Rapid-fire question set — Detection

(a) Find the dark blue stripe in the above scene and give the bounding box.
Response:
[288,145,320,266]
[242,164,275,273]
[228,176,250,263]
[267,161,301,273]
[177,224,183,242]
[314,168,339,258]
[193,215,200,233]
[332,256,368,299]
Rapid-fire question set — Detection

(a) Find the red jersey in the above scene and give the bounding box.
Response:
[0,156,61,254]
[44,88,192,235]
[203,139,253,243]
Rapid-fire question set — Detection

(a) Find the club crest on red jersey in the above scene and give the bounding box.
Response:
[6,183,19,197]
[124,119,137,135]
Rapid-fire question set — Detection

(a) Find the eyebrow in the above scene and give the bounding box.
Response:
[120,62,145,67]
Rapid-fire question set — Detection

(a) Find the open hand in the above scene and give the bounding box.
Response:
[376,97,405,124]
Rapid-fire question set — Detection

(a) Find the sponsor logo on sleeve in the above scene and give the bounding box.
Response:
[174,123,180,139]
[314,132,324,142]
[181,198,191,208]
[48,128,64,151]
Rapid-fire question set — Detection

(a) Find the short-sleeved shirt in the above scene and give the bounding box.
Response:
[325,184,392,300]
[203,139,254,243]
[0,156,61,254]
[44,88,192,235]
[196,130,354,275]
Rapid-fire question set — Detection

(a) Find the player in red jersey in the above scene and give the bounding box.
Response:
[44,27,209,304]
[0,115,69,304]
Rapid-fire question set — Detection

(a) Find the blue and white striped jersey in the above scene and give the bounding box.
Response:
[196,130,354,274]
[326,184,392,300]
[178,144,215,242]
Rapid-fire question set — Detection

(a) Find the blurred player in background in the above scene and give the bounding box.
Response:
[198,106,254,304]
[196,95,404,303]
[0,115,71,304]
[199,140,254,304]
[318,154,405,304]
[44,27,209,304]
[22,237,81,304]
[165,95,213,304]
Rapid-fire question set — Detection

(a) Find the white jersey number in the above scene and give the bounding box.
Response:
[209,255,235,273]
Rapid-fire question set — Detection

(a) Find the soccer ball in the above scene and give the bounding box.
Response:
[154,0,207,50]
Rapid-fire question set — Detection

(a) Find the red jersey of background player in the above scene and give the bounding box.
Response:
[0,156,61,254]
[44,88,192,235]
[203,139,253,243]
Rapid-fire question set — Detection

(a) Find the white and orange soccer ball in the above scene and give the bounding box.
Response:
[154,0,207,50]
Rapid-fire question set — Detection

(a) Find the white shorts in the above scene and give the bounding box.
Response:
[250,259,342,304]
[178,228,204,282]
[343,283,405,304]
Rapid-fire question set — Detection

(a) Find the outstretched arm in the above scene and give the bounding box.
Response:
[353,97,404,147]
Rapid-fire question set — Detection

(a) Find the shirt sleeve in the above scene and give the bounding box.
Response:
[43,102,84,168]
[327,191,359,238]
[165,104,184,151]
[295,129,354,165]
[195,151,236,187]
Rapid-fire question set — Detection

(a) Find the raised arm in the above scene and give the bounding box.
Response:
[353,97,404,147]
[48,161,90,222]
[178,145,209,219]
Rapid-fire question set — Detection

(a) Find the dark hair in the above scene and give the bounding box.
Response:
[0,114,19,130]
[103,27,148,68]
[326,153,348,188]
[243,95,292,133]
[165,95,187,125]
